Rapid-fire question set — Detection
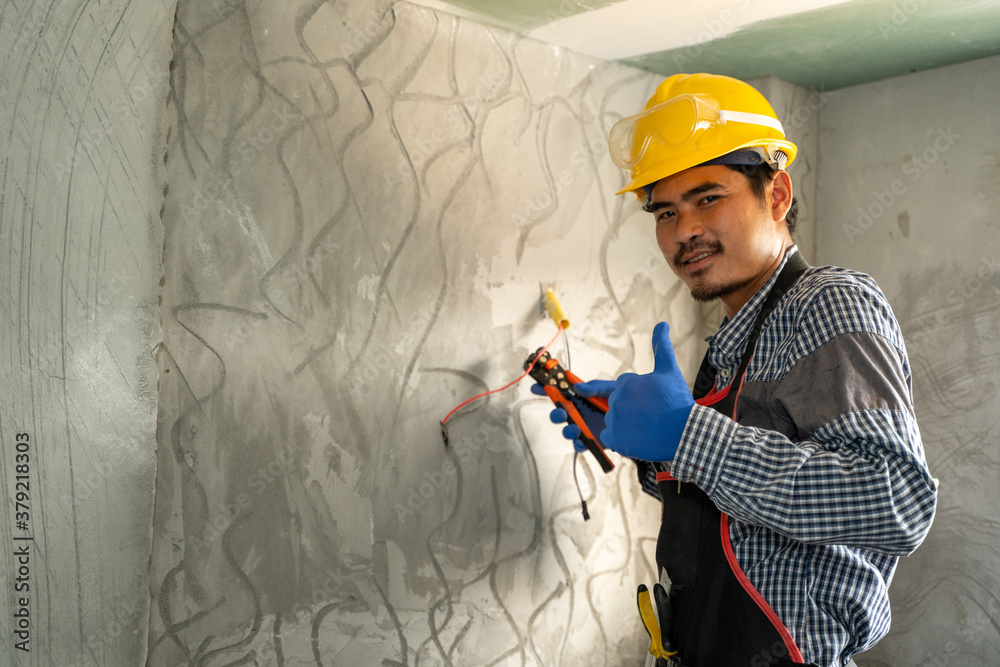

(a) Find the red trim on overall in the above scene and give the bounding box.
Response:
[656,386,729,484]
[731,372,746,418]
[721,356,805,663]
[697,383,730,408]
[720,513,805,662]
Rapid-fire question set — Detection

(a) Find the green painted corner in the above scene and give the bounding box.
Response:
[620,0,1000,91]
[434,0,630,34]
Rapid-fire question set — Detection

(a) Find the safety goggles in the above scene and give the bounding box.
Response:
[608,94,786,170]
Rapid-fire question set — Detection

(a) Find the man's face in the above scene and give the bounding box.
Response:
[648,164,792,315]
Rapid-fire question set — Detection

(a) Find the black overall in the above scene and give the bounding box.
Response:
[655,251,819,667]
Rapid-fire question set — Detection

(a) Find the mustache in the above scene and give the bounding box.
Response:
[672,240,723,267]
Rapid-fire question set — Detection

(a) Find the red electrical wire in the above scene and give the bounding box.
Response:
[440,324,563,430]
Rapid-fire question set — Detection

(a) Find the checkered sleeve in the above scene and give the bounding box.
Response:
[671,276,938,556]
[673,405,935,554]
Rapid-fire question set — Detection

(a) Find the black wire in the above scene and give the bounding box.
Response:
[572,451,590,521]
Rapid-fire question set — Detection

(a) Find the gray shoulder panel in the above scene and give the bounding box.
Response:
[737,331,913,441]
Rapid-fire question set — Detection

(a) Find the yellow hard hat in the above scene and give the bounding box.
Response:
[609,73,798,201]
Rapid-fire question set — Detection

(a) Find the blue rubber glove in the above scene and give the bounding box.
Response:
[602,322,694,462]
[531,380,615,452]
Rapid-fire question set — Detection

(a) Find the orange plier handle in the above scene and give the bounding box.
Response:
[526,349,614,473]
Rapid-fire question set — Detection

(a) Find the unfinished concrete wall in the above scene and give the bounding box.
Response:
[746,76,823,264]
[0,0,174,664]
[817,54,1000,666]
[149,1,710,664]
[0,1,843,664]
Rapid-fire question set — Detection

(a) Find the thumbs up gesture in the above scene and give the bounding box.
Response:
[603,322,695,462]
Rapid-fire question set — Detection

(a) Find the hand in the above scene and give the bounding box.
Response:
[602,322,694,462]
[531,380,615,452]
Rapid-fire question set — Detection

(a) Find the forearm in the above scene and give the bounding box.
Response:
[672,404,937,555]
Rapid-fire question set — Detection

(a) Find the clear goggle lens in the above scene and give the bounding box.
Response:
[608,94,785,170]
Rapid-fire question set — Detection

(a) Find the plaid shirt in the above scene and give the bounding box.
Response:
[656,247,937,667]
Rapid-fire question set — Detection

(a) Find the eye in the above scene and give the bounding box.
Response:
[655,210,676,223]
[700,194,722,205]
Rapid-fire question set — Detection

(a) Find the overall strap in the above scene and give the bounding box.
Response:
[654,250,815,667]
[692,250,811,404]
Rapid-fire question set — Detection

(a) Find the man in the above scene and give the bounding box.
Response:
[540,74,937,666]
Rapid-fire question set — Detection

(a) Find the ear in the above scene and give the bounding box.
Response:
[768,170,793,224]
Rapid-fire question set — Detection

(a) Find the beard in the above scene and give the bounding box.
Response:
[688,274,755,302]
[672,240,754,303]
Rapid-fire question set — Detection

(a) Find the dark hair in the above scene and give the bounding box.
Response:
[725,163,799,236]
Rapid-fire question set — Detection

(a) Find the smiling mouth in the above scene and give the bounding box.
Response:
[680,250,718,273]
[673,242,723,274]
[684,252,715,265]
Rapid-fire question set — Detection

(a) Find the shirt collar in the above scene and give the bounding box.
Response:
[705,245,799,368]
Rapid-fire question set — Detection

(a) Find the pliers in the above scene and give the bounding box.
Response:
[637,583,679,666]
[524,348,615,473]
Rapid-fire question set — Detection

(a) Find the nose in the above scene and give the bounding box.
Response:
[674,213,705,245]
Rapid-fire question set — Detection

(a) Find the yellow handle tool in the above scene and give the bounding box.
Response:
[637,584,678,661]
[638,585,666,659]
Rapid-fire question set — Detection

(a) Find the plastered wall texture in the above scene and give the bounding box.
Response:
[149,1,715,664]
[746,75,822,265]
[0,1,832,665]
[0,0,174,664]
[817,54,1000,666]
